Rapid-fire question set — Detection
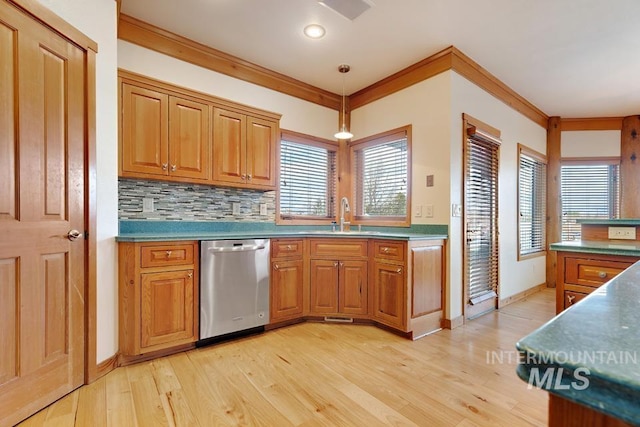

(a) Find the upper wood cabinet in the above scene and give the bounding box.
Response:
[119,71,280,189]
[120,82,210,181]
[213,108,277,190]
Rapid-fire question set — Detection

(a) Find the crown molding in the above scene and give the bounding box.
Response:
[560,117,624,131]
[117,15,548,126]
[118,14,342,111]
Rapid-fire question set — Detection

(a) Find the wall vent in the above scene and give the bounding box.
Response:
[318,0,373,21]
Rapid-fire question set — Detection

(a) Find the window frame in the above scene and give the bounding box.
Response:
[517,143,547,260]
[276,130,339,225]
[349,125,412,227]
[560,157,621,241]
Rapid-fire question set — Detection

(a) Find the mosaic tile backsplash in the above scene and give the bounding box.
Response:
[118,178,276,221]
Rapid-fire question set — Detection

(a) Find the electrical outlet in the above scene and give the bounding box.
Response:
[414,205,422,217]
[424,204,434,218]
[232,202,241,215]
[608,226,636,240]
[142,198,154,213]
[260,204,268,216]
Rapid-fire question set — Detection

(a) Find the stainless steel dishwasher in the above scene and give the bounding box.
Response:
[200,239,270,341]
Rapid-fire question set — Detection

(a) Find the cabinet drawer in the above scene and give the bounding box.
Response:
[309,239,368,258]
[373,240,405,262]
[564,290,587,309]
[272,239,303,258]
[565,257,631,288]
[141,243,195,268]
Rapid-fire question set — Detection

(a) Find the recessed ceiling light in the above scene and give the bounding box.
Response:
[304,24,326,39]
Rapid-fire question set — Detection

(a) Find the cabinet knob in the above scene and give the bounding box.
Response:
[171,164,177,172]
[339,262,344,267]
[382,247,389,253]
[567,295,576,304]
[396,268,402,274]
[274,264,279,270]
[162,163,168,171]
[286,245,292,250]
[248,174,252,180]
[241,174,246,180]
[598,271,607,279]
[166,250,172,258]
[187,272,193,278]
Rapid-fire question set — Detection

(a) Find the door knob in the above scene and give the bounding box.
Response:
[67,229,82,241]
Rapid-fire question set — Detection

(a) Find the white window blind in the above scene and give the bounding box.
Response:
[518,147,547,257]
[353,130,408,218]
[561,163,620,241]
[279,138,336,219]
[465,134,499,303]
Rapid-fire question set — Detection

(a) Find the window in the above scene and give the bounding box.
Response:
[518,144,547,259]
[351,126,411,226]
[561,160,620,241]
[278,131,337,222]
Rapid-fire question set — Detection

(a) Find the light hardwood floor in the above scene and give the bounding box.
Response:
[18,289,554,427]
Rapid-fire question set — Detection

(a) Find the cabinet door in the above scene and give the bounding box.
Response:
[372,261,406,329]
[140,269,195,351]
[121,83,169,176]
[169,96,210,180]
[271,259,304,321]
[339,261,368,315]
[213,108,246,184]
[310,260,339,314]
[246,116,277,189]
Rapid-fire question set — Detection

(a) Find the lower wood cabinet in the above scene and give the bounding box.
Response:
[309,239,369,317]
[270,239,304,322]
[118,241,199,360]
[556,251,638,313]
[372,260,405,329]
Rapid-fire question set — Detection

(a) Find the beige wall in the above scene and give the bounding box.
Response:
[36,0,119,362]
[561,130,621,158]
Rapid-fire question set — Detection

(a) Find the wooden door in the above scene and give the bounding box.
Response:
[372,261,406,329]
[169,96,210,181]
[121,83,169,176]
[270,259,304,321]
[339,260,368,315]
[140,270,195,352]
[246,116,277,188]
[310,260,339,314]
[0,3,87,425]
[213,108,246,184]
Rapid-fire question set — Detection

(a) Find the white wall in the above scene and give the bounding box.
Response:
[36,0,119,362]
[450,72,547,319]
[118,41,337,140]
[561,130,621,158]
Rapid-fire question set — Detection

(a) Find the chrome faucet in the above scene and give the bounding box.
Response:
[340,197,350,232]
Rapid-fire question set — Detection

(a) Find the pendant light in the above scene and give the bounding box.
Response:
[334,64,353,140]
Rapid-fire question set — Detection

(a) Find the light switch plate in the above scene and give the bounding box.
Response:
[424,204,434,218]
[142,198,154,213]
[260,204,268,216]
[452,203,462,217]
[414,205,422,217]
[232,202,241,215]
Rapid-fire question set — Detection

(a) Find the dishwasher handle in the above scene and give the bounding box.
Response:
[207,244,266,253]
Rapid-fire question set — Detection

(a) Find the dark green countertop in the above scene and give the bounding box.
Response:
[550,240,640,257]
[516,261,640,425]
[116,221,448,242]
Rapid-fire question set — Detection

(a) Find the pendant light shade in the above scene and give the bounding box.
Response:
[335,64,353,140]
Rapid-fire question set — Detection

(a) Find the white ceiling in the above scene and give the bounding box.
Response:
[121,0,640,118]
